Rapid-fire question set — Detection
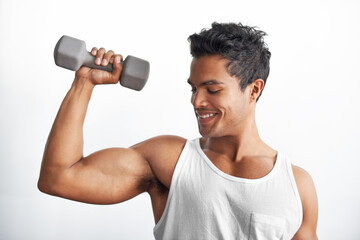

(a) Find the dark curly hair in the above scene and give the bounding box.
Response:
[188,22,271,101]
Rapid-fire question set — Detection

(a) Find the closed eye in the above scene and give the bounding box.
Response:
[207,89,220,94]
[188,79,222,94]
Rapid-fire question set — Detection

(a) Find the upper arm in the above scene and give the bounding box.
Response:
[41,135,186,205]
[47,147,153,204]
[292,165,318,240]
[131,135,186,189]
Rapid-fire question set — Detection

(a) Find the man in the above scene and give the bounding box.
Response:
[38,22,318,239]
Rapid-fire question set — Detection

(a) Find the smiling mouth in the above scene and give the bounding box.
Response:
[195,110,219,124]
[198,113,217,119]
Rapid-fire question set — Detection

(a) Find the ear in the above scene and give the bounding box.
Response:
[249,79,264,102]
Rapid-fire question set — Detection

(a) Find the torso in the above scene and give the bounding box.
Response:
[143,136,287,224]
[152,138,304,239]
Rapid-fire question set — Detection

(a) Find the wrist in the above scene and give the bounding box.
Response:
[73,76,96,90]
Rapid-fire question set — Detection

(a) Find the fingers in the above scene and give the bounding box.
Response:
[89,46,123,84]
[90,47,107,65]
[94,47,106,65]
[91,47,123,66]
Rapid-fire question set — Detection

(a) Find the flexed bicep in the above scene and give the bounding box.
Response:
[42,147,154,204]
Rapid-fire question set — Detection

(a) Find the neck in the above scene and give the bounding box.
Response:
[202,117,274,162]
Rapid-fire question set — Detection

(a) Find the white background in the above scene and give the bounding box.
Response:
[1,0,359,239]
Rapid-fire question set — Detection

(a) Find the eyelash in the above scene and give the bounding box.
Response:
[207,89,220,94]
[191,88,220,94]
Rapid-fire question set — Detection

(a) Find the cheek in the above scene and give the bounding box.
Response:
[190,93,196,105]
[224,94,248,118]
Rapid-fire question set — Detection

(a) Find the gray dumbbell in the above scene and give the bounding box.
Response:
[54,35,149,91]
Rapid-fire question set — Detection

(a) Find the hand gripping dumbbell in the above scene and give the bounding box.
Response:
[54,35,150,91]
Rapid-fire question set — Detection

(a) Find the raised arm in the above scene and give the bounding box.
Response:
[38,48,154,204]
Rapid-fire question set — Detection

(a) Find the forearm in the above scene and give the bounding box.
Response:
[39,77,94,185]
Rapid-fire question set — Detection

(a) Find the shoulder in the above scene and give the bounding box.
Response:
[292,164,319,239]
[292,165,317,199]
[131,135,187,158]
[131,135,187,188]
[292,165,313,183]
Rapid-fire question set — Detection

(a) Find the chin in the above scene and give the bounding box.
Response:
[198,127,223,138]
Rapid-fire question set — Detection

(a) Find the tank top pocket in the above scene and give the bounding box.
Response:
[248,212,285,240]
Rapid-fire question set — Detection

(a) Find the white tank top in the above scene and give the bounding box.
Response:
[153,138,303,240]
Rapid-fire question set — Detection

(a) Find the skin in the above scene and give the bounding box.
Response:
[38,49,318,238]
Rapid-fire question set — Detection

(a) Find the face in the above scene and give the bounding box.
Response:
[188,55,253,138]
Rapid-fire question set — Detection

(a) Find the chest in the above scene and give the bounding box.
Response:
[203,150,277,179]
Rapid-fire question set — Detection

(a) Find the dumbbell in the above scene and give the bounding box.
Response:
[54,35,150,91]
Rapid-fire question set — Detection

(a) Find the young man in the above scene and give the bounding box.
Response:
[38,22,318,239]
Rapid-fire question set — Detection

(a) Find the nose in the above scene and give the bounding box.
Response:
[191,90,207,108]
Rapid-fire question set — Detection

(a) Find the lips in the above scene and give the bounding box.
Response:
[198,113,217,119]
[195,110,219,124]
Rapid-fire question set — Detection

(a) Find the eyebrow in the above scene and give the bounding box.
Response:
[187,79,225,86]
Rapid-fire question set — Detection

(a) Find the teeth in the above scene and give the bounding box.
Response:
[198,113,216,119]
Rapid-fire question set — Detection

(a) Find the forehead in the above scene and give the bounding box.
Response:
[189,55,236,85]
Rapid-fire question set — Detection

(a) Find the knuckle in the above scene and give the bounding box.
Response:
[97,48,106,56]
[104,50,114,59]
